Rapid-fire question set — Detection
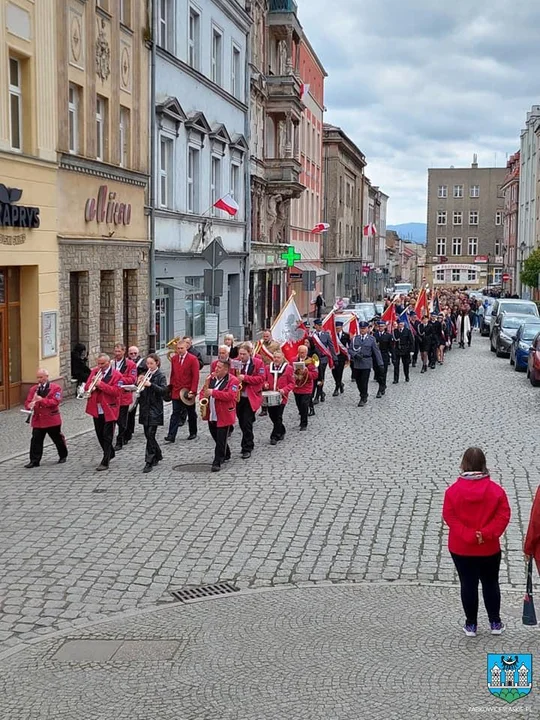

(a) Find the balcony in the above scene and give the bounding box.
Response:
[268,0,301,38]
[265,157,305,199]
[266,74,303,119]
[270,0,298,12]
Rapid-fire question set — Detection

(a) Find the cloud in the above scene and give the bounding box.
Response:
[297,0,538,223]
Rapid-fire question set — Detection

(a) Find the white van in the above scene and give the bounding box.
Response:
[489,299,539,336]
[394,282,413,295]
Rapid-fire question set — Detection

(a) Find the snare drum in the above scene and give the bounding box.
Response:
[262,390,282,407]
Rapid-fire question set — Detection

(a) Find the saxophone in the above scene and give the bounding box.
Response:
[199,376,211,420]
[236,381,243,403]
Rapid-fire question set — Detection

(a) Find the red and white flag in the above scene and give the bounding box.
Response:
[322,312,340,356]
[414,287,428,320]
[363,223,377,237]
[270,295,308,362]
[311,222,330,234]
[214,193,239,216]
[347,314,359,338]
[300,83,310,100]
[381,301,397,326]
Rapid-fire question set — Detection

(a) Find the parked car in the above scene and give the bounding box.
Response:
[480,298,495,336]
[347,302,378,321]
[489,299,539,336]
[490,314,532,357]
[394,282,413,295]
[527,332,540,386]
[374,302,385,315]
[510,321,540,370]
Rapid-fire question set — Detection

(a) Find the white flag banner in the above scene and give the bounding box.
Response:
[270,295,308,361]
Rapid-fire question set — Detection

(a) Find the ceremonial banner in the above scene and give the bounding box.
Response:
[270,295,308,362]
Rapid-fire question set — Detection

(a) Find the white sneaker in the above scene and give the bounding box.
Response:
[490,622,505,635]
[463,624,477,637]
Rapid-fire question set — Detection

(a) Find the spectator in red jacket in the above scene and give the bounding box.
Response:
[165,340,200,442]
[442,447,511,638]
[24,369,68,468]
[524,488,540,576]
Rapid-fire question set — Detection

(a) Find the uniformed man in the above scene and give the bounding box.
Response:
[310,317,337,404]
[331,320,350,396]
[199,359,238,472]
[373,320,392,398]
[348,321,383,407]
[392,318,414,383]
[24,369,68,468]
[409,311,420,367]
[256,329,280,416]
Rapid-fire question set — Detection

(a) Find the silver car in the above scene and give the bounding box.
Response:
[489,299,539,337]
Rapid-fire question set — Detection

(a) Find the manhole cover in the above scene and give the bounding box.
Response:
[170,582,240,603]
[92,488,107,494]
[173,463,213,473]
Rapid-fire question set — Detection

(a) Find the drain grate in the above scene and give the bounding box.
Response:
[173,463,213,473]
[170,582,240,603]
[92,488,107,493]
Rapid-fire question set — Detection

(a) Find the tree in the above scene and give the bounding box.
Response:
[520,248,540,289]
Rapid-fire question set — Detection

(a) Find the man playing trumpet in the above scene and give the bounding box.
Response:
[199,360,239,472]
[23,368,68,468]
[84,354,123,471]
[136,354,168,473]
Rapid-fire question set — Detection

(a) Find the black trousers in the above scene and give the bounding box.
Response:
[312,362,328,399]
[237,397,255,452]
[93,416,116,467]
[294,393,310,427]
[268,403,286,440]
[332,360,346,389]
[375,357,390,389]
[143,425,162,466]
[355,369,371,400]
[168,398,197,439]
[116,405,129,446]
[428,343,437,367]
[451,551,502,625]
[29,425,68,464]
[394,354,410,382]
[125,404,137,442]
[209,421,231,467]
[412,337,420,365]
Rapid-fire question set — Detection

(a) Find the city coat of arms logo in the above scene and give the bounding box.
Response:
[487,654,532,703]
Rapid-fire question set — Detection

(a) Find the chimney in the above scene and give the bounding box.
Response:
[472,153,478,169]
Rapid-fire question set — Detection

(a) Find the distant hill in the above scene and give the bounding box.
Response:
[387,223,426,245]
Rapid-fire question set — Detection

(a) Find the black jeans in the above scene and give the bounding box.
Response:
[143,425,162,466]
[116,405,129,447]
[355,369,371,400]
[451,551,502,625]
[93,416,116,467]
[168,398,197,439]
[29,425,68,464]
[268,404,286,440]
[394,354,410,382]
[208,422,231,467]
[237,397,255,452]
[294,393,310,427]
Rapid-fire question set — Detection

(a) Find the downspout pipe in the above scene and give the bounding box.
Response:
[243,18,252,340]
[148,0,157,353]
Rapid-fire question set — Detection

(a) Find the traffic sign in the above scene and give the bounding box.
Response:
[202,237,229,268]
[502,273,510,282]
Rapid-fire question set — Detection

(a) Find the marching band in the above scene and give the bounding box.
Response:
[23,306,443,473]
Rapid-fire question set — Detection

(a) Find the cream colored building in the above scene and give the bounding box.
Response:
[0,0,58,410]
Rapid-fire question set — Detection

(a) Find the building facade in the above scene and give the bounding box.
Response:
[426,158,506,290]
[501,150,519,295]
[289,33,326,316]
[321,123,366,303]
[0,0,58,410]
[153,0,251,352]
[518,107,540,297]
[56,0,150,384]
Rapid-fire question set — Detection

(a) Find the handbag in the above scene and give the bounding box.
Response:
[522,558,538,626]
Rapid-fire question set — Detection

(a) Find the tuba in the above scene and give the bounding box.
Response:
[305,354,320,368]
[83,370,103,399]
[199,376,211,420]
[166,336,181,360]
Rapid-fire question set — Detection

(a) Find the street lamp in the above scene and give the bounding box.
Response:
[519,241,527,298]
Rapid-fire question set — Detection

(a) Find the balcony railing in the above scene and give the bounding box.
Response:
[269,0,298,12]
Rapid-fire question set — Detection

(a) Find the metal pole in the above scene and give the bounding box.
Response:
[148,0,157,353]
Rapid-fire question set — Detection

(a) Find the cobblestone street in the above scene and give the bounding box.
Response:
[1,336,539,718]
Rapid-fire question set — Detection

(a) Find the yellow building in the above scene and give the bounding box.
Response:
[0,0,58,410]
[56,0,150,383]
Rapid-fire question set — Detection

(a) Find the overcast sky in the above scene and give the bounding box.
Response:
[298,0,540,224]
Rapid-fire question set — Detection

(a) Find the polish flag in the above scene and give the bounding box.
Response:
[381,301,397,326]
[363,223,377,237]
[311,222,330,234]
[214,193,239,216]
[270,295,308,362]
[300,83,310,100]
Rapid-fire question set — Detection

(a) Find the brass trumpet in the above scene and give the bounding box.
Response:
[129,369,152,411]
[83,370,103,399]
[21,390,38,423]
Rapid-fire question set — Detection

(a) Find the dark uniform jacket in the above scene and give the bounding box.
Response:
[373,330,393,361]
[309,330,337,366]
[334,330,350,364]
[138,369,168,426]
[392,328,414,356]
[348,334,383,370]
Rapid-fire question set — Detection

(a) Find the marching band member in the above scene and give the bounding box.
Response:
[112,343,137,450]
[331,320,350,396]
[24,368,68,468]
[292,345,318,431]
[210,345,230,373]
[373,320,392,398]
[309,317,337,404]
[84,354,123,471]
[264,349,295,445]
[199,359,238,472]
[349,321,384,407]
[165,340,200,443]
[137,353,168,473]
[124,346,147,443]
[256,329,280,416]
[236,342,266,459]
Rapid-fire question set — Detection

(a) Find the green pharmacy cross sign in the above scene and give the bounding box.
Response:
[281,246,301,267]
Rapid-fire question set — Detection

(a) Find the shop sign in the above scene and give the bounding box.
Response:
[85,185,132,226]
[0,184,40,228]
[475,256,488,263]
[433,263,478,272]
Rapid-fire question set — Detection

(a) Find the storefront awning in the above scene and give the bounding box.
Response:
[156,279,198,295]
[293,262,329,277]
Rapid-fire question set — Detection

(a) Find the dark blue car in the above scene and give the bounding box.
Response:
[510,321,540,370]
